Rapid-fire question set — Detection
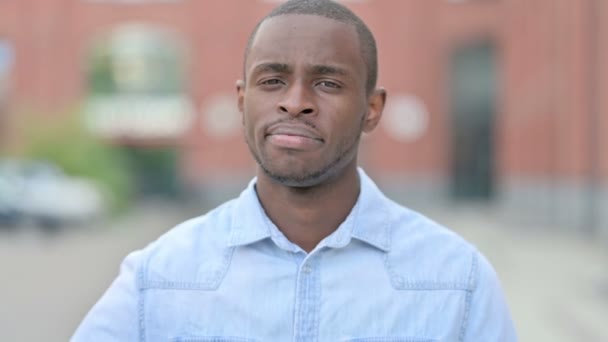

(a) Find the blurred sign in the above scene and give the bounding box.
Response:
[85,95,193,139]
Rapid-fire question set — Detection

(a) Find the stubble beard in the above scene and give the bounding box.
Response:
[245,129,362,188]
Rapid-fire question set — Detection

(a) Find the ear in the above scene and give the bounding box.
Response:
[362,87,387,133]
[236,80,245,123]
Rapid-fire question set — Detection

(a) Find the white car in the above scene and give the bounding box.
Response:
[0,160,107,228]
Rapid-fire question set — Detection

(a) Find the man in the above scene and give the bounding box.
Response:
[73,0,517,341]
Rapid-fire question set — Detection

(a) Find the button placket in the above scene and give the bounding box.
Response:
[301,264,313,274]
[293,254,321,342]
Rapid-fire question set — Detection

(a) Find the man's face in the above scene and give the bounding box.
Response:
[237,14,384,187]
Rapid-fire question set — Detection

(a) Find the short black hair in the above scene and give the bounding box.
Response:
[244,0,378,94]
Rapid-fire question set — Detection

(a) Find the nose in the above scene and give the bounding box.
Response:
[277,82,316,116]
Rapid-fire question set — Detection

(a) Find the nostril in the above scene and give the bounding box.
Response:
[279,106,288,113]
[301,108,314,114]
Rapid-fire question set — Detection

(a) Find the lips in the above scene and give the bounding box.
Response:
[265,123,324,151]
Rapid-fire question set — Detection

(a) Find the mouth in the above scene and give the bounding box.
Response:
[265,123,324,151]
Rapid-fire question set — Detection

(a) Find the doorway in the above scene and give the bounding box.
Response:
[449,41,497,200]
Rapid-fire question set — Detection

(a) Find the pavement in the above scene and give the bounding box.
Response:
[429,206,608,342]
[0,200,607,342]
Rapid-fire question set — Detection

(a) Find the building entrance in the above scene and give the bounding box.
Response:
[449,41,497,200]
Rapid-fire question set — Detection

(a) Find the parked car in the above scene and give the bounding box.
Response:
[0,162,24,226]
[0,159,107,229]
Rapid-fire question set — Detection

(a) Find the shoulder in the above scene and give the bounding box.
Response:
[135,199,239,289]
[384,200,485,291]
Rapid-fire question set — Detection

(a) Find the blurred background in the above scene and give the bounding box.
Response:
[0,0,607,341]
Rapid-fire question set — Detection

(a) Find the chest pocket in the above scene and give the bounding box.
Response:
[171,337,258,342]
[344,338,437,342]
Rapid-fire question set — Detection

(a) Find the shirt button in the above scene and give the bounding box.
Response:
[302,265,313,274]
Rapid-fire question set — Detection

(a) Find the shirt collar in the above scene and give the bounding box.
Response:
[228,178,272,247]
[228,168,392,253]
[349,168,392,252]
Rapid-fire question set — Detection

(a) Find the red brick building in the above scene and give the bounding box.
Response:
[0,0,606,234]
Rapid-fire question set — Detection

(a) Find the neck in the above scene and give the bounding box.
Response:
[255,164,361,252]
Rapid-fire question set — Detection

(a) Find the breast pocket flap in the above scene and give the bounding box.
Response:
[344,338,437,342]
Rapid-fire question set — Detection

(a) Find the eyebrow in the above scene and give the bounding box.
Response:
[251,63,349,77]
[310,64,348,76]
[252,62,291,75]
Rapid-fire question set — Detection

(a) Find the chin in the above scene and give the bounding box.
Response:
[261,164,328,188]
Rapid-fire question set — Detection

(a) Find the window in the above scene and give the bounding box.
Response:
[0,40,13,106]
[0,40,14,146]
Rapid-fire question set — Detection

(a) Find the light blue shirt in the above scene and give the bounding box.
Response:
[72,169,517,342]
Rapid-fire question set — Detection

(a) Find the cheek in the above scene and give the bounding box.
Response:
[243,95,271,121]
[241,114,265,149]
[240,109,256,140]
[333,104,366,131]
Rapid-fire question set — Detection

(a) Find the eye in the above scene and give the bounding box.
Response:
[259,78,284,86]
[316,80,341,89]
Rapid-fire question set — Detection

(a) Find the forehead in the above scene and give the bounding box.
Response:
[246,14,365,77]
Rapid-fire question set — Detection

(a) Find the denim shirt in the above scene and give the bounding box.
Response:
[72,169,517,342]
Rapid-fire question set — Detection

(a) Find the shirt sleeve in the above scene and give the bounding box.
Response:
[71,249,143,342]
[462,252,518,342]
